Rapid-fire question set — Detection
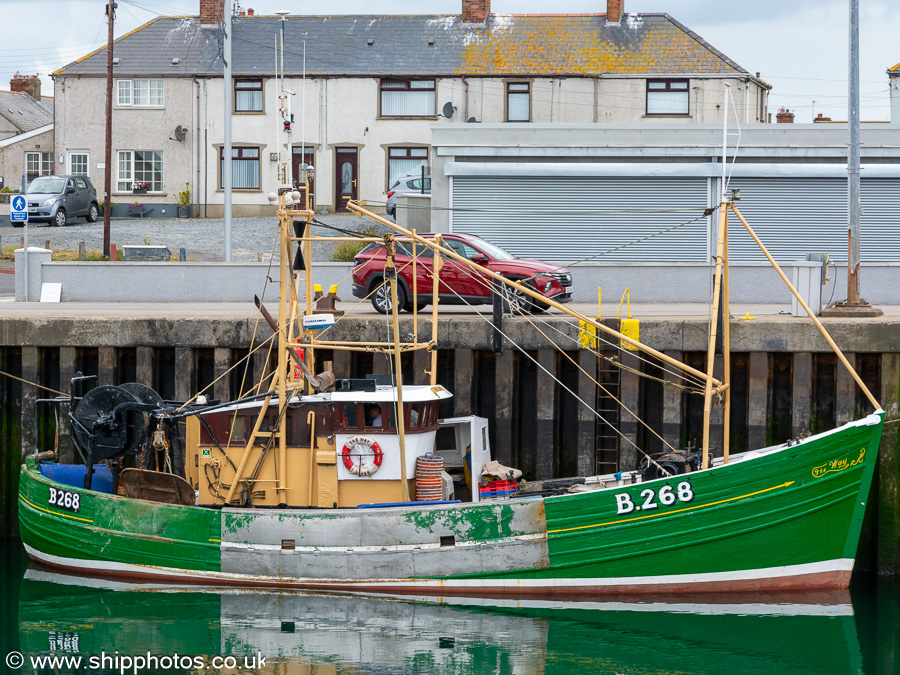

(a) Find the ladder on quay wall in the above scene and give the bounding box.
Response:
[594,351,620,474]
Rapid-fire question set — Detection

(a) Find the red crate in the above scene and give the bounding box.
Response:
[479,479,517,497]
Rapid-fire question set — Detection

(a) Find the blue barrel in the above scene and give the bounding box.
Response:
[38,463,114,494]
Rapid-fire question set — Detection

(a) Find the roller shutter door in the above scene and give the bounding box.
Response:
[725,177,900,262]
[451,176,710,264]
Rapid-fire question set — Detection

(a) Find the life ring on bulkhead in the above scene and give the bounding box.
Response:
[341,436,383,476]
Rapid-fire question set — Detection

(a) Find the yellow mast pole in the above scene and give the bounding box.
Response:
[722,206,731,464]
[385,234,410,501]
[430,235,442,386]
[276,194,290,505]
[346,202,719,388]
[730,204,881,410]
[701,203,728,470]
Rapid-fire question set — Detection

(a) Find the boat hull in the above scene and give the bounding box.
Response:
[18,413,884,596]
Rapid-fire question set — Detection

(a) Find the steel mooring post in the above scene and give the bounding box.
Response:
[492,279,504,355]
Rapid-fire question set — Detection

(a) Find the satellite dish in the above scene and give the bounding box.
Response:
[441,102,456,119]
[467,116,479,123]
[174,125,186,142]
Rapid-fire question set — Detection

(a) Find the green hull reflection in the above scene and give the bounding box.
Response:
[16,566,871,675]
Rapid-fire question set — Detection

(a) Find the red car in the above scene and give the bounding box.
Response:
[352,233,573,314]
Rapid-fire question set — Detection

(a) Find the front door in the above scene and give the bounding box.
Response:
[292,147,315,210]
[335,148,358,213]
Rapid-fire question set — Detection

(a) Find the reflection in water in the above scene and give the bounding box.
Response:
[6,550,899,674]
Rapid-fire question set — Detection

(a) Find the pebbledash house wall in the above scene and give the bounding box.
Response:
[52,73,766,218]
[54,77,194,215]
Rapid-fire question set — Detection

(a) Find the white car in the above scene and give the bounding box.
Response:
[385,173,430,219]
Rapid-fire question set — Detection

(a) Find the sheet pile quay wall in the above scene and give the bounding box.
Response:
[1,314,897,576]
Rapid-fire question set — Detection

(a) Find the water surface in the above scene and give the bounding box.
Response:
[2,543,897,674]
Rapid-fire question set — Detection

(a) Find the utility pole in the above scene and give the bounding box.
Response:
[822,0,882,317]
[102,0,116,257]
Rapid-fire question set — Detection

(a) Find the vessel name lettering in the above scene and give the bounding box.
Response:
[48,487,80,513]
[614,481,694,515]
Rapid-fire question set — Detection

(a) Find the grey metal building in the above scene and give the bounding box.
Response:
[431,124,900,265]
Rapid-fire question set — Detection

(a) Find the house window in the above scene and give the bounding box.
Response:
[69,153,89,176]
[646,79,689,115]
[380,79,435,117]
[220,147,260,189]
[116,151,163,191]
[507,82,530,121]
[235,79,263,112]
[388,147,428,187]
[116,79,164,107]
[25,152,53,181]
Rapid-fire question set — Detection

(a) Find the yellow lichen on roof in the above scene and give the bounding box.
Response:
[455,17,739,75]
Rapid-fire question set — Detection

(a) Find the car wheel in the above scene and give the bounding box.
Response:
[86,203,99,223]
[54,209,67,228]
[11,221,24,228]
[370,279,407,315]
[404,300,429,313]
[501,277,536,314]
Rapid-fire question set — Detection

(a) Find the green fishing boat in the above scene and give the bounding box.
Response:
[17,170,885,596]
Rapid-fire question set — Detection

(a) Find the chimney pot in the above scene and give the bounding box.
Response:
[607,0,623,24]
[462,0,490,23]
[10,74,41,101]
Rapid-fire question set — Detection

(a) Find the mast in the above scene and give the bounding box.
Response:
[385,234,410,501]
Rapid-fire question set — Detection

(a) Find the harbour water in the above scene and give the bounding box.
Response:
[1,543,897,674]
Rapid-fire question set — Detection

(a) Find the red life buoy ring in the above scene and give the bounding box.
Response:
[341,435,383,476]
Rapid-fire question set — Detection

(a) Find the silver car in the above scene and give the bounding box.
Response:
[19,175,100,227]
[385,173,430,220]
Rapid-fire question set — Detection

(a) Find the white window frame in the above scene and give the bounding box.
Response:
[68,152,90,176]
[116,150,164,192]
[25,152,53,181]
[115,79,164,107]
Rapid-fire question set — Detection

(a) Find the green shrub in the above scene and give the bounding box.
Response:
[332,226,380,262]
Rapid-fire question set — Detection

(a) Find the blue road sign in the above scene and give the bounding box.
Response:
[10,194,27,223]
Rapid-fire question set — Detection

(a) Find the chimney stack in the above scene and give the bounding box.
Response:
[199,0,223,26]
[462,0,490,23]
[10,74,41,101]
[776,108,794,124]
[607,0,623,24]
[247,7,254,15]
[813,113,832,123]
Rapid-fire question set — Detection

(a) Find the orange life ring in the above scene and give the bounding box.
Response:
[341,435,383,476]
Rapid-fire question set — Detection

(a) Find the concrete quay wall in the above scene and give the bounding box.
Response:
[1,313,898,575]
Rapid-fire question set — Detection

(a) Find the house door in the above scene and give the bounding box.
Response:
[335,148,358,212]
[292,147,315,210]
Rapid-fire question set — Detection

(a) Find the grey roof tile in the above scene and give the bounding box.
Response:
[0,90,53,133]
[55,13,748,78]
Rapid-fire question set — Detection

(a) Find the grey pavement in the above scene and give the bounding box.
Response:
[0,214,384,263]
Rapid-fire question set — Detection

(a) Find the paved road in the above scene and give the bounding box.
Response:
[0,214,383,263]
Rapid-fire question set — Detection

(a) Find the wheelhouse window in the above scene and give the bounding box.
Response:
[219,147,260,190]
[388,147,429,187]
[235,79,263,112]
[507,82,530,121]
[25,152,53,181]
[116,150,163,192]
[646,79,689,115]
[380,79,435,117]
[116,79,164,107]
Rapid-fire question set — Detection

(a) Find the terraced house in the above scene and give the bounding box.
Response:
[0,75,54,192]
[51,0,769,217]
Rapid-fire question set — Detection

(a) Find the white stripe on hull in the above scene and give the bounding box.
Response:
[23,544,855,595]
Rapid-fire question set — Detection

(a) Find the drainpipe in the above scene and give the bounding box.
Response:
[195,77,200,215]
